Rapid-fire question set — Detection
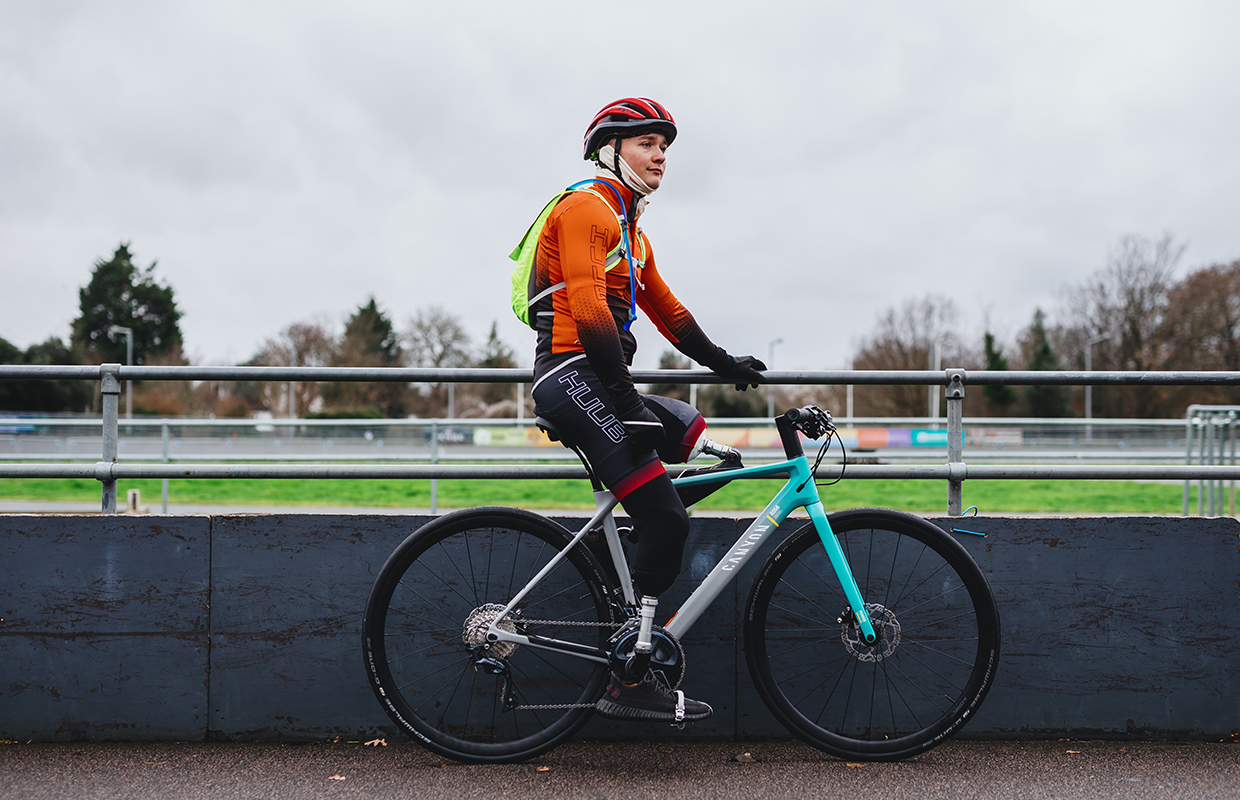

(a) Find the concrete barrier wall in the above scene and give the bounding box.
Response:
[1,513,1237,742]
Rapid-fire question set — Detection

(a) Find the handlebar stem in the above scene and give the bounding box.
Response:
[776,415,804,459]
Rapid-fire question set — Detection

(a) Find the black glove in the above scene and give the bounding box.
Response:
[623,405,666,458]
[713,354,767,391]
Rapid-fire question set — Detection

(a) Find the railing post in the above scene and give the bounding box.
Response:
[1199,415,1208,515]
[161,422,170,514]
[946,370,966,516]
[1205,415,1213,514]
[1182,410,1194,516]
[1230,411,1237,516]
[99,364,121,514]
[430,422,439,514]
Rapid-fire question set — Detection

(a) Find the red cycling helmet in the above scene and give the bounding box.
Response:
[582,97,677,160]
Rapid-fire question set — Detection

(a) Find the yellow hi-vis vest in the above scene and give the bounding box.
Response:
[508,179,645,329]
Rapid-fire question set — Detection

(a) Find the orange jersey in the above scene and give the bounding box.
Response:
[530,178,709,413]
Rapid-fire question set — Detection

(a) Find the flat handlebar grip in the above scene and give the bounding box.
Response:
[784,406,816,423]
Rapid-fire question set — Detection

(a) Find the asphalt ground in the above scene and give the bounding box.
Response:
[2,739,1238,800]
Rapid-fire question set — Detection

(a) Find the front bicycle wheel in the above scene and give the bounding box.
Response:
[745,508,999,761]
[363,507,619,763]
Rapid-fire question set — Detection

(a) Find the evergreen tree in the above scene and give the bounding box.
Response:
[475,321,517,405]
[0,336,23,411]
[0,336,93,412]
[982,332,1017,413]
[0,336,19,364]
[323,297,408,417]
[342,297,403,366]
[1024,309,1070,417]
[476,322,516,369]
[70,243,183,365]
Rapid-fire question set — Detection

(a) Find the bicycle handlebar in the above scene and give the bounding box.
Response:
[784,405,834,441]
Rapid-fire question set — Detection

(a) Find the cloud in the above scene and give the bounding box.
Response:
[2,1,1238,373]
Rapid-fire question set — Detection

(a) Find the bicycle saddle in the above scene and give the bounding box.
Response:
[535,416,603,487]
[534,416,574,447]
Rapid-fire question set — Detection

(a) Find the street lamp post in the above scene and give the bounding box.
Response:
[107,325,134,419]
[928,339,943,425]
[1085,333,1113,441]
[767,338,783,419]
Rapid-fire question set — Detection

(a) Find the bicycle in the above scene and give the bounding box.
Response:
[362,406,1000,764]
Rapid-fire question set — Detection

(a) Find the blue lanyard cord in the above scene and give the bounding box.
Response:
[566,179,639,331]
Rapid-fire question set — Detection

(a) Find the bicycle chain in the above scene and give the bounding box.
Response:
[497,617,625,711]
[505,697,594,710]
[496,615,689,709]
[518,619,625,628]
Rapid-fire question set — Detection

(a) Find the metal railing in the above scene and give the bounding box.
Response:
[5,363,1240,515]
[1183,405,1240,516]
[0,415,1191,464]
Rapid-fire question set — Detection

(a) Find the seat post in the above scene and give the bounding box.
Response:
[536,416,605,492]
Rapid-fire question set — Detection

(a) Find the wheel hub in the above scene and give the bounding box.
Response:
[463,603,520,659]
[840,603,901,662]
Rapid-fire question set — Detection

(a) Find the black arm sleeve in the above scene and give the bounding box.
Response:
[672,319,729,372]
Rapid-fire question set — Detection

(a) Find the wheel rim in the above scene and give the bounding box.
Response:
[367,514,615,757]
[752,514,997,754]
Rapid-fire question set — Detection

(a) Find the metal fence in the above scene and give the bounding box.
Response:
[1184,405,1240,516]
[6,363,1240,515]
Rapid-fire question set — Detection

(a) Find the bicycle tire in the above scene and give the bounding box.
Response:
[363,506,619,763]
[744,507,1000,761]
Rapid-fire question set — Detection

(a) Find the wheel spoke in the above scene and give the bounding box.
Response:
[363,511,615,762]
[746,511,998,759]
[405,547,480,619]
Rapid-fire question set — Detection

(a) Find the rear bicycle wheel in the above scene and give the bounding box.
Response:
[745,508,999,761]
[363,507,619,763]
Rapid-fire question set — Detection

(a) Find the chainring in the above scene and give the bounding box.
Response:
[607,621,686,689]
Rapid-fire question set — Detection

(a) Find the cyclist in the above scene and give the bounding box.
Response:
[521,97,766,722]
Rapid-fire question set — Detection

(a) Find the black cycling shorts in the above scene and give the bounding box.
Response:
[531,360,665,500]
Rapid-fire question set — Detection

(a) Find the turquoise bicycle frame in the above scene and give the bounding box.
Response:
[665,454,878,644]
[489,449,879,658]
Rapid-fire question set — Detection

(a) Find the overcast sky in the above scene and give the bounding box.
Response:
[3,1,1238,372]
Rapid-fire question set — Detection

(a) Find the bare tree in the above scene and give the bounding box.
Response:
[1060,234,1185,416]
[1161,259,1240,406]
[406,306,472,368]
[127,345,230,416]
[246,320,338,416]
[850,296,962,416]
[405,306,473,417]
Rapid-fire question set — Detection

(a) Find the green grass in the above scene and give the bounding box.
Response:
[0,475,1207,514]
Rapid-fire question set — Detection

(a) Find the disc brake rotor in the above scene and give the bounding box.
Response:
[840,603,901,662]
